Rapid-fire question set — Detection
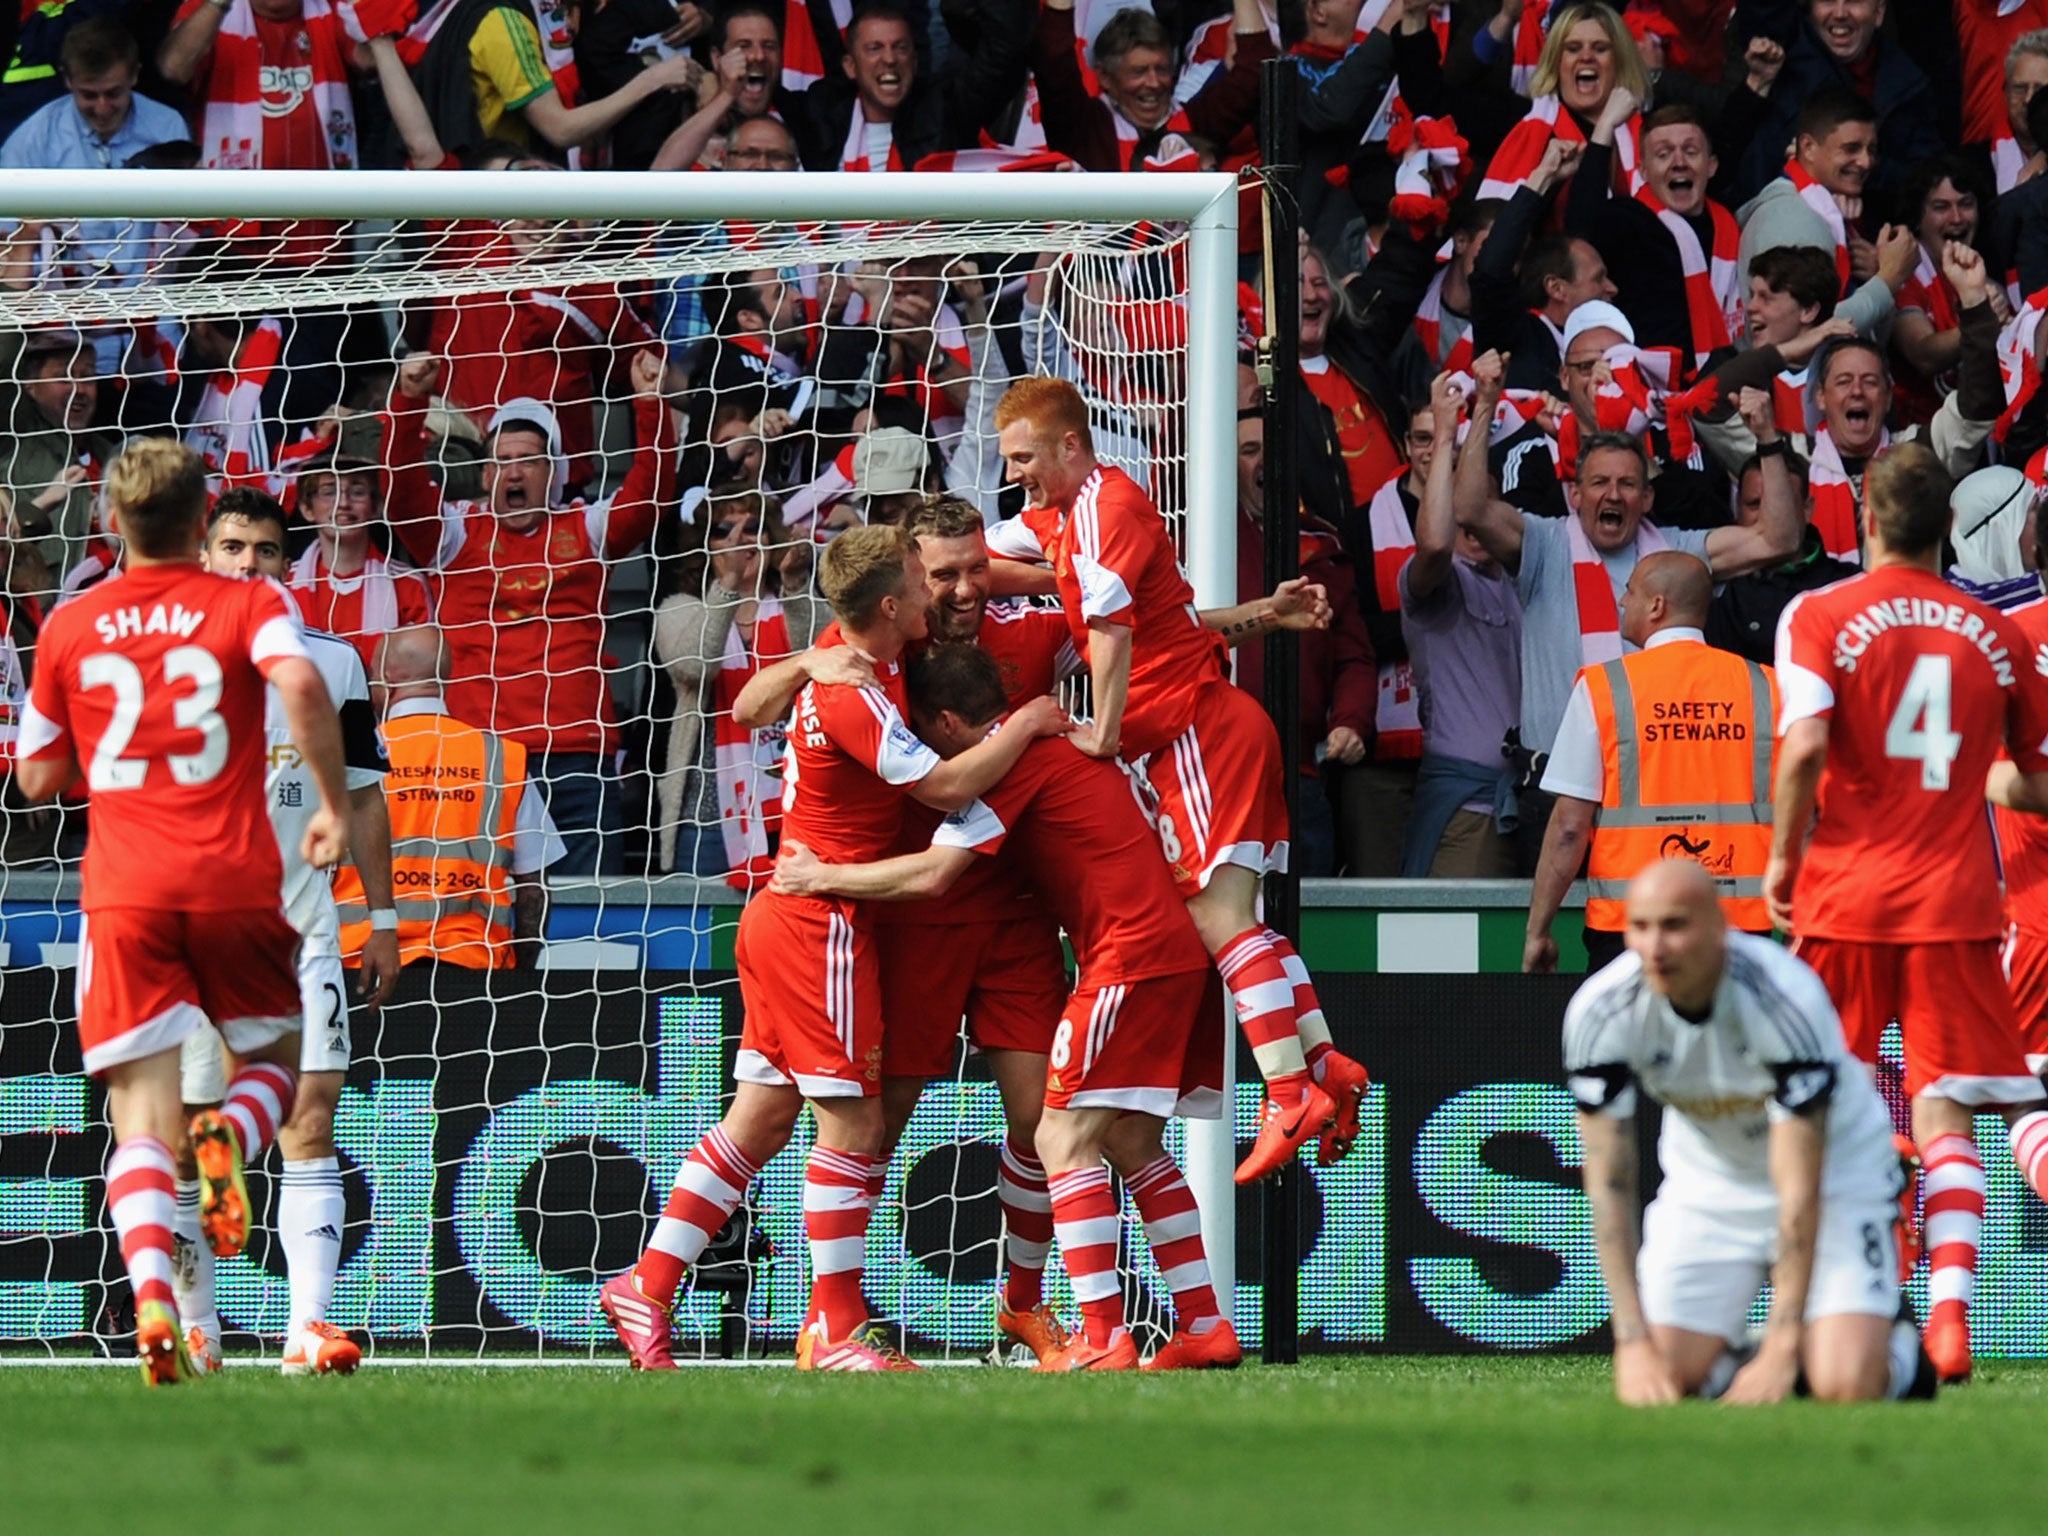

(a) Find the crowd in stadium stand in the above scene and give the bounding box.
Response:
[0,0,2038,900]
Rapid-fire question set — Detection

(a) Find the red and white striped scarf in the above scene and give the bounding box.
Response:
[1806,425,1885,564]
[714,599,793,888]
[1476,93,1639,203]
[1362,473,1422,758]
[1784,159,1851,296]
[1365,471,1415,611]
[1636,185,1741,366]
[1387,108,1469,238]
[1567,512,1666,665]
[185,317,284,491]
[1997,285,2048,442]
[1414,267,1474,374]
[288,543,415,634]
[780,0,851,88]
[198,0,357,171]
[1509,0,1552,94]
[840,98,904,172]
[1773,369,1808,437]
[1554,343,1702,469]
[1903,246,1962,331]
[912,147,1078,173]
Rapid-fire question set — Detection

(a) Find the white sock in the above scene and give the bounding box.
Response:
[1888,1316,1930,1399]
[171,1178,217,1346]
[278,1158,344,1337]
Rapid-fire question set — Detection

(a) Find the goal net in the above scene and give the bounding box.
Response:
[0,169,1247,1362]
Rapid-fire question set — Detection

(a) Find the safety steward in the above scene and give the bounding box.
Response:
[1523,551,1779,973]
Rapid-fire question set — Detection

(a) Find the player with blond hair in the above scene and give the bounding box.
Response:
[15,440,351,1384]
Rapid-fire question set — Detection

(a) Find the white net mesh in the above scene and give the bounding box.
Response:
[0,198,1213,1360]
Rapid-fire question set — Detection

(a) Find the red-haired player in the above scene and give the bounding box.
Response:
[15,440,353,1385]
[987,377,1370,1182]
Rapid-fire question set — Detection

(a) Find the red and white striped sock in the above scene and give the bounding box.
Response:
[803,1146,874,1340]
[1263,928,1334,1077]
[1923,1133,1984,1341]
[107,1137,179,1315]
[1048,1165,1125,1348]
[1215,927,1310,1091]
[998,1136,1052,1311]
[1125,1155,1221,1334]
[2008,1111,2048,1200]
[634,1126,760,1307]
[218,1061,297,1161]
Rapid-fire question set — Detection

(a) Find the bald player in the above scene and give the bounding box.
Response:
[1565,861,1933,1406]
[1529,551,1779,974]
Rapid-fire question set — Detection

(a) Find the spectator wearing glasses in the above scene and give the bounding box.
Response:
[652,494,824,880]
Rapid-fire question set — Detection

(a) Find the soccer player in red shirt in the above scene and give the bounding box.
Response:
[987,377,1370,1183]
[1996,592,2048,1076]
[775,642,1239,1371]
[600,526,1069,1371]
[1771,442,2048,1385]
[14,440,352,1385]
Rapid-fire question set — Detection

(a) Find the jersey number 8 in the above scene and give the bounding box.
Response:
[79,647,229,791]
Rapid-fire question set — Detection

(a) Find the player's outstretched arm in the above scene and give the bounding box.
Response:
[1987,760,2048,814]
[988,558,1059,598]
[1068,620,1131,760]
[1766,718,1829,931]
[911,694,1071,810]
[772,840,977,901]
[1200,578,1334,647]
[731,647,879,730]
[1525,795,1596,973]
[269,657,352,870]
[349,784,401,1007]
[1578,1110,1681,1406]
[1724,1110,1826,1406]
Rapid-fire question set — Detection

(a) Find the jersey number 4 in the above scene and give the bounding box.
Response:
[79,647,228,791]
[1884,654,1963,792]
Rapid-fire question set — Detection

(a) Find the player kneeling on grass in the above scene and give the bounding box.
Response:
[1566,861,1935,1406]
[14,441,353,1386]
[774,643,1239,1371]
[170,491,400,1378]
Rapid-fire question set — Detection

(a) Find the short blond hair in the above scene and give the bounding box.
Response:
[1528,3,1650,108]
[993,376,1094,451]
[820,523,914,627]
[107,438,208,557]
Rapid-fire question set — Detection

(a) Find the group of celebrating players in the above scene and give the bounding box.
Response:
[41,362,2048,1393]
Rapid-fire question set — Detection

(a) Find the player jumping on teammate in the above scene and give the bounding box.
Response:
[986,378,1370,1183]
[15,441,352,1385]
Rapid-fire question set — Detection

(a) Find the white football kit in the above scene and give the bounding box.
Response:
[181,624,387,1102]
[1564,932,1903,1342]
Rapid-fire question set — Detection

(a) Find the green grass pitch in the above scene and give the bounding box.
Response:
[5,1356,2039,1534]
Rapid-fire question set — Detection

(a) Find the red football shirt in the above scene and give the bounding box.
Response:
[1777,566,2048,942]
[882,600,1078,928]
[780,623,941,867]
[21,564,308,914]
[988,466,1228,759]
[1996,598,2048,938]
[937,735,1209,985]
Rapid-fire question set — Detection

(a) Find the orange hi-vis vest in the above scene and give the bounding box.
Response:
[336,711,526,970]
[1581,640,1779,934]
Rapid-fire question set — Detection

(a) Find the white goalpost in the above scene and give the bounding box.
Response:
[0,167,1247,1361]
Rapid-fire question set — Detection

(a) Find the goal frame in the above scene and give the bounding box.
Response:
[0,166,1247,1328]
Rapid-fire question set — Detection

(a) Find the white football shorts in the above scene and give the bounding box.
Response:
[1636,1193,1900,1343]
